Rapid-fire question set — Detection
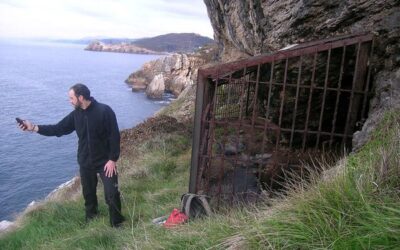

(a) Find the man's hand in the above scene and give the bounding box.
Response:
[17,119,34,132]
[104,160,117,177]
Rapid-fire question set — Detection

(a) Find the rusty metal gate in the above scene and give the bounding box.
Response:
[190,33,374,206]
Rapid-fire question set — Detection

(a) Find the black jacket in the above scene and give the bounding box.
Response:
[38,98,120,169]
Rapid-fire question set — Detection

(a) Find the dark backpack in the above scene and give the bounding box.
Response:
[180,193,212,219]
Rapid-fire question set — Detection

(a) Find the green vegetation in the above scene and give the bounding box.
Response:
[1,110,399,249]
[244,110,400,249]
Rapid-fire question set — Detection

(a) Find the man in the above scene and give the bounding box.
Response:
[17,83,125,227]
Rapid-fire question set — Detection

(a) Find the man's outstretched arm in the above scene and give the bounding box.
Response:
[18,112,75,137]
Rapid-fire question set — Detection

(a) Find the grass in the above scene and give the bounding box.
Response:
[243,110,400,249]
[1,110,399,249]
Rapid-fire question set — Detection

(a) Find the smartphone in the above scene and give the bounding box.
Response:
[16,117,27,130]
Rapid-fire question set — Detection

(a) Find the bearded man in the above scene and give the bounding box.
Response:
[18,83,125,227]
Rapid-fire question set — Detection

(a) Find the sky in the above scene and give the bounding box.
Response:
[0,0,214,40]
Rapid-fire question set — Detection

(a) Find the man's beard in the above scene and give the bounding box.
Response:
[74,100,83,110]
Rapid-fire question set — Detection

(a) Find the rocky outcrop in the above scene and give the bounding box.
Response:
[353,68,400,150]
[204,0,399,61]
[146,74,165,99]
[125,44,217,99]
[204,0,400,149]
[85,41,163,55]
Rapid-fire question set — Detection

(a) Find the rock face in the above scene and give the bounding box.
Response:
[85,41,162,55]
[126,44,217,99]
[146,74,165,99]
[204,0,399,60]
[203,0,400,149]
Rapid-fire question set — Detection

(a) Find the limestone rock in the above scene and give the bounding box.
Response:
[204,0,399,61]
[146,74,165,99]
[0,220,14,232]
[125,44,217,98]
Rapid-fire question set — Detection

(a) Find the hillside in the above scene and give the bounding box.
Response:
[1,105,399,249]
[85,33,214,54]
[132,33,214,53]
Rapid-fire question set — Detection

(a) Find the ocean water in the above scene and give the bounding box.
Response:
[0,40,170,221]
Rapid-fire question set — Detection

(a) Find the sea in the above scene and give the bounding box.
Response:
[0,40,171,221]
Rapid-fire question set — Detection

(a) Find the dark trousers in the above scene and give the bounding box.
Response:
[80,167,124,227]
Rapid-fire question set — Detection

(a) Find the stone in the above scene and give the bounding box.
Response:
[146,74,165,99]
[125,44,218,98]
[0,220,14,232]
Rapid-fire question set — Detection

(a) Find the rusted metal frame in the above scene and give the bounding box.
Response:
[227,74,233,118]
[285,32,369,52]
[345,41,371,146]
[205,74,221,196]
[201,79,216,192]
[216,128,228,206]
[302,52,318,151]
[192,34,370,200]
[322,87,364,94]
[265,61,275,120]
[248,64,261,201]
[202,134,213,193]
[277,58,289,149]
[227,116,280,129]
[202,74,218,193]
[235,79,242,117]
[227,79,235,118]
[227,74,233,112]
[329,46,347,147]
[316,48,332,148]
[201,34,372,79]
[361,40,375,120]
[232,66,247,201]
[342,41,362,146]
[215,77,237,204]
[290,56,303,148]
[198,135,209,191]
[189,70,209,193]
[232,79,368,94]
[251,64,262,126]
[197,102,212,191]
[245,74,252,117]
[229,80,236,118]
[253,62,273,195]
[281,128,351,137]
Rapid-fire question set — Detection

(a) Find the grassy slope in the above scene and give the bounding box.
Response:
[0,109,399,249]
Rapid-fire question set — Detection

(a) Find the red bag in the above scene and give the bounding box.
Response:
[163,208,188,228]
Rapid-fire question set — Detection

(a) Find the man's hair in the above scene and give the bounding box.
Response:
[70,83,91,100]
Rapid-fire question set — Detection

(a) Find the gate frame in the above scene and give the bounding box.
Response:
[189,32,374,194]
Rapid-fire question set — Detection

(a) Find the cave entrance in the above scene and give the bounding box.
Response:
[190,33,374,206]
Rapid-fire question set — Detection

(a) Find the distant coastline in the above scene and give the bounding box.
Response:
[84,33,214,55]
[85,41,165,55]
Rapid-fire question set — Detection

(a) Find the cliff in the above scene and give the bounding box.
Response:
[204,0,399,61]
[125,43,217,99]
